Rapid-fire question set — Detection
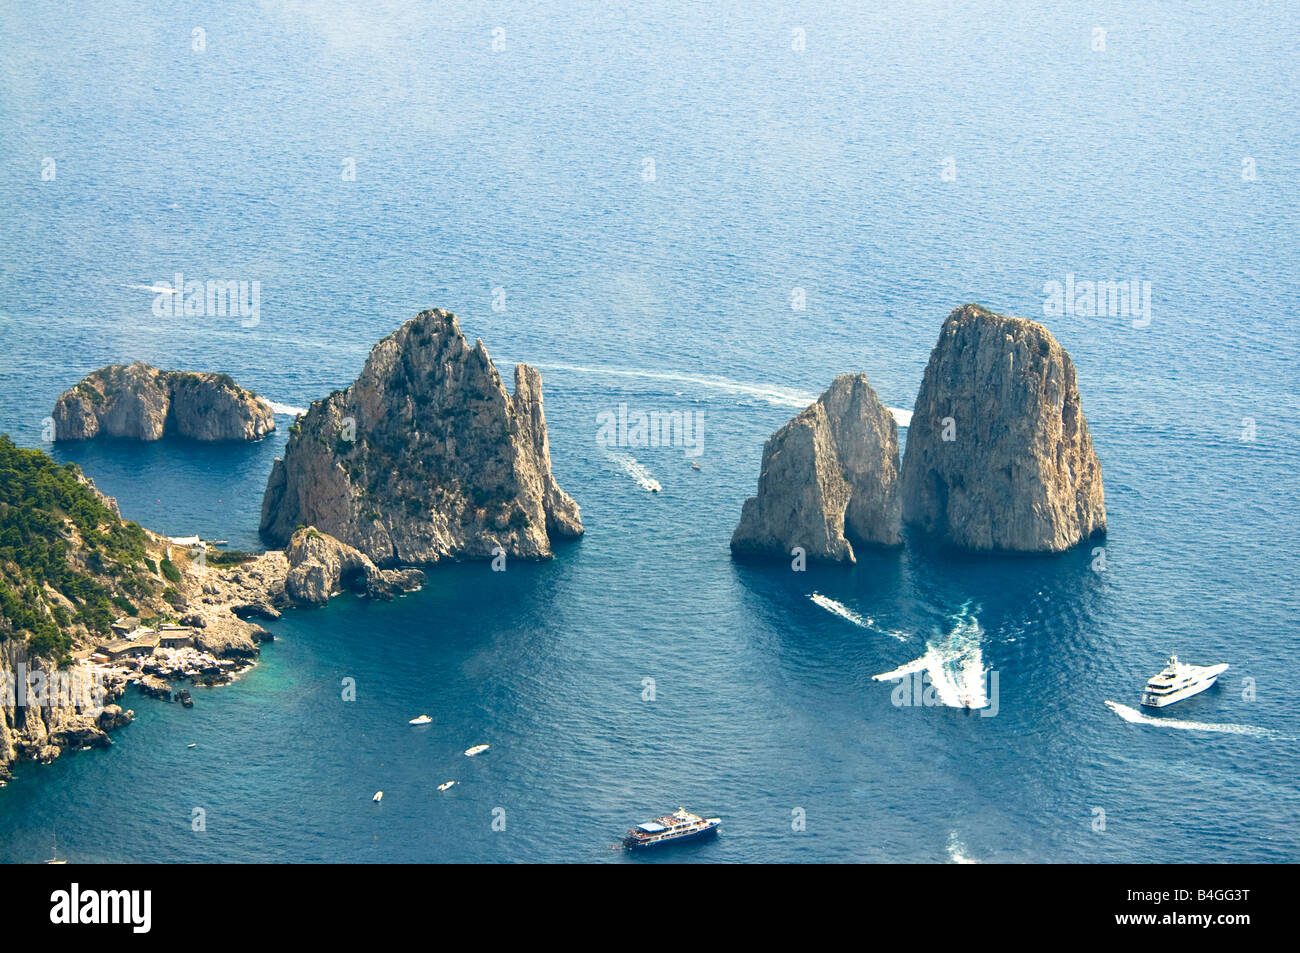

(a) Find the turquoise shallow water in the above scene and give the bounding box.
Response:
[1,1,1298,862]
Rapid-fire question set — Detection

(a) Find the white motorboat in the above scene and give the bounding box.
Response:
[464,744,490,757]
[1139,655,1229,708]
[437,781,456,792]
[409,714,433,725]
[372,790,384,803]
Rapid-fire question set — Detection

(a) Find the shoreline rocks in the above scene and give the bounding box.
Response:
[731,374,901,564]
[52,362,274,442]
[284,526,425,606]
[899,304,1106,552]
[259,308,582,564]
[0,520,421,783]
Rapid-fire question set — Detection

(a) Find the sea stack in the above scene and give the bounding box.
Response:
[259,309,582,564]
[899,304,1106,552]
[730,374,901,564]
[52,363,275,441]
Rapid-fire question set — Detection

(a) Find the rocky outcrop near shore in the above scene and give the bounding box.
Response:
[284,527,424,607]
[731,374,901,564]
[0,434,429,783]
[52,362,275,441]
[899,304,1106,552]
[259,308,582,563]
[0,636,134,776]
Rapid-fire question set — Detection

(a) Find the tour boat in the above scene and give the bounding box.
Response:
[623,808,720,850]
[1139,655,1229,708]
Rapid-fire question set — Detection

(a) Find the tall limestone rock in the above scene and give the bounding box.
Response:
[52,363,274,441]
[259,309,582,564]
[899,304,1106,552]
[730,374,901,564]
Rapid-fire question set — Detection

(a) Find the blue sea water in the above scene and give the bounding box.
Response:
[1,0,1298,862]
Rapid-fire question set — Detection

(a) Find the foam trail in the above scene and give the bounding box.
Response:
[872,655,932,681]
[810,592,868,627]
[605,450,661,492]
[529,362,816,408]
[889,407,912,427]
[125,283,176,294]
[947,832,978,864]
[810,593,907,641]
[265,400,306,417]
[872,605,988,708]
[1104,701,1285,739]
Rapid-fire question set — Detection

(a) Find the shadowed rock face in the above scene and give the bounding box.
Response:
[900,304,1106,552]
[731,374,901,564]
[52,363,274,441]
[259,309,582,564]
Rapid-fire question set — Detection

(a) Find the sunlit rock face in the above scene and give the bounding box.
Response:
[900,304,1106,552]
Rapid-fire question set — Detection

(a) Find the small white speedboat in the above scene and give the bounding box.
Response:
[409,714,433,725]
[437,781,456,792]
[372,791,384,803]
[1140,655,1229,708]
[187,743,197,748]
[464,744,490,757]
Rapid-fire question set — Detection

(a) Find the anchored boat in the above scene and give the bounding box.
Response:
[623,808,720,850]
[1140,655,1229,708]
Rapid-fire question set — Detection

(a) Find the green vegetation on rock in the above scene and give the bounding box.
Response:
[0,434,158,658]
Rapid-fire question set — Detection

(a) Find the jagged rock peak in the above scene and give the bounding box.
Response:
[899,303,1106,552]
[52,362,274,441]
[259,309,582,564]
[730,373,901,565]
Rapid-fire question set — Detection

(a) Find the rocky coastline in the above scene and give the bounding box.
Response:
[1,513,423,783]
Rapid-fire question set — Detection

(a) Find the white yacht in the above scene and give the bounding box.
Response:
[1140,655,1229,708]
[409,714,433,725]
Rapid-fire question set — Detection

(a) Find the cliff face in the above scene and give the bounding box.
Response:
[731,374,901,564]
[899,304,1106,552]
[259,309,582,564]
[52,363,274,441]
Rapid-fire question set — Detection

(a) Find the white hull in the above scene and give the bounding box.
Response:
[1140,659,1228,708]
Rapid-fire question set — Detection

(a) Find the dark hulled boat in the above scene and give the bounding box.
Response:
[623,808,720,850]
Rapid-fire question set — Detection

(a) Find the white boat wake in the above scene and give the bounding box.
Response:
[125,283,176,294]
[1103,701,1285,739]
[947,832,978,864]
[605,450,661,492]
[531,362,816,408]
[809,593,907,641]
[527,361,913,426]
[872,605,988,709]
[265,400,306,417]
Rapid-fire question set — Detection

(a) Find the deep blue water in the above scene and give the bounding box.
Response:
[1,1,1298,862]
